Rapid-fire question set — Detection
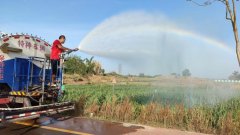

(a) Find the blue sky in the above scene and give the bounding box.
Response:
[0,0,239,77]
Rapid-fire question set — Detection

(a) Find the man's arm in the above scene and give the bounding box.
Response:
[57,44,71,52]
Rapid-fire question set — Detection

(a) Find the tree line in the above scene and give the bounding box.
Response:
[64,55,105,76]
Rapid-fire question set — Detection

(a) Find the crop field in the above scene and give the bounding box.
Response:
[63,83,240,106]
[63,83,240,134]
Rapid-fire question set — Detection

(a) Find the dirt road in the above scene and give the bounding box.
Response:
[0,117,208,135]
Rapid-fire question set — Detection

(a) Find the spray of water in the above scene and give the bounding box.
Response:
[78,11,237,78]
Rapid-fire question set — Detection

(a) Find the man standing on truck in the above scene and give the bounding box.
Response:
[50,35,76,85]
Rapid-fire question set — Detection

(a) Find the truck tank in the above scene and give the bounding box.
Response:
[0,33,51,94]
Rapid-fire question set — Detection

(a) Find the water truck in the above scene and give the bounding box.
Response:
[0,32,76,125]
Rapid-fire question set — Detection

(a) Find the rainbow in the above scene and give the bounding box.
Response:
[79,11,235,55]
[167,27,234,53]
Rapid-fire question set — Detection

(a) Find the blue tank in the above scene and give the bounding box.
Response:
[0,33,52,92]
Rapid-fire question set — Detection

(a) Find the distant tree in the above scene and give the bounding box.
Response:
[154,74,162,77]
[139,73,145,77]
[93,61,102,75]
[107,72,119,76]
[187,0,240,66]
[101,69,106,76]
[229,71,240,80]
[182,69,191,77]
[65,56,104,76]
[85,57,95,75]
[65,55,86,75]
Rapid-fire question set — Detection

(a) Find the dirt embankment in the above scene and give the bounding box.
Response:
[63,74,240,89]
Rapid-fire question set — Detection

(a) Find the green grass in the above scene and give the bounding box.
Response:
[63,84,240,107]
[63,84,240,134]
